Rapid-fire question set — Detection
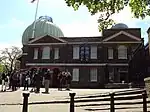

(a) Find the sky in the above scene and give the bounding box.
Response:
[0,0,150,50]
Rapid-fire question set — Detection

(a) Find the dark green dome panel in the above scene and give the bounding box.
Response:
[22,16,64,45]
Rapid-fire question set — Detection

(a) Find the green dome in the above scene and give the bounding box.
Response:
[22,16,64,45]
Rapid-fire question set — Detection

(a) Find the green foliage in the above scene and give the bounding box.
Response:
[0,64,4,73]
[0,64,6,82]
[64,0,150,31]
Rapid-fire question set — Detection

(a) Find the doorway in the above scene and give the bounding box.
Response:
[119,72,128,83]
[52,68,60,88]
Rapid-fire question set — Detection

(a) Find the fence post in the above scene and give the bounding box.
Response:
[69,93,76,112]
[142,92,147,112]
[110,92,115,112]
[22,92,30,112]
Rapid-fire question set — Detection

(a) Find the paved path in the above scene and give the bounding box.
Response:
[0,87,148,112]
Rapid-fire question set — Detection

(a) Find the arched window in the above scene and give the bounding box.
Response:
[42,46,50,59]
[118,45,127,59]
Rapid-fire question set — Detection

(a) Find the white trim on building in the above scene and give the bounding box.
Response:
[26,63,128,66]
[27,41,142,46]
[103,31,141,41]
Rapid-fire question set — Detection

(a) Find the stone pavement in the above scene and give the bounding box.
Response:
[0,87,149,112]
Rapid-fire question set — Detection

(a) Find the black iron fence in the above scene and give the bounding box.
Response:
[22,89,148,112]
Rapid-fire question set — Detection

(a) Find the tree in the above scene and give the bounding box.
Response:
[0,64,6,73]
[64,0,150,31]
[0,46,22,74]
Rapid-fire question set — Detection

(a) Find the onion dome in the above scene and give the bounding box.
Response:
[22,16,64,45]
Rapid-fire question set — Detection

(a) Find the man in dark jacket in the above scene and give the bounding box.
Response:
[65,69,72,91]
[43,69,51,93]
[35,68,42,93]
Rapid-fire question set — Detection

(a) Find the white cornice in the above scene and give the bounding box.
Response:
[29,35,66,44]
[26,63,128,66]
[103,31,141,41]
[27,41,142,46]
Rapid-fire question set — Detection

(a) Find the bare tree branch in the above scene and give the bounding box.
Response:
[0,46,22,73]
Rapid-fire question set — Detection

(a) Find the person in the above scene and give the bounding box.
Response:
[43,69,51,93]
[19,72,23,87]
[30,70,36,92]
[4,74,9,91]
[1,73,6,92]
[61,71,66,88]
[8,71,13,90]
[24,72,30,91]
[57,72,63,91]
[65,70,72,91]
[12,71,18,91]
[35,68,42,93]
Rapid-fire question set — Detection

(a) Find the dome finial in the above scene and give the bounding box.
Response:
[39,16,53,23]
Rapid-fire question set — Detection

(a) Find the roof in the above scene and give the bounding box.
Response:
[61,36,102,42]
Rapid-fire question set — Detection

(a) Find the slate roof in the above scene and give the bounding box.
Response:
[61,36,102,42]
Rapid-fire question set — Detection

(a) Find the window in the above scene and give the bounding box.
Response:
[118,45,127,59]
[109,68,114,82]
[42,46,50,59]
[54,48,59,59]
[33,48,38,59]
[85,46,90,61]
[90,46,97,59]
[108,48,113,59]
[80,46,84,60]
[72,68,79,81]
[90,68,97,82]
[73,46,79,59]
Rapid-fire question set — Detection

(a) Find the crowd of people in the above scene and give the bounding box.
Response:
[0,68,72,94]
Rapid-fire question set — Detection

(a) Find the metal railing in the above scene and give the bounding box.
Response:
[22,89,148,112]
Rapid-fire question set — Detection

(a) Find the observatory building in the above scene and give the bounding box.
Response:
[20,16,144,88]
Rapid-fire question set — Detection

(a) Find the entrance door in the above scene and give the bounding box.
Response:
[52,68,60,88]
[120,72,128,83]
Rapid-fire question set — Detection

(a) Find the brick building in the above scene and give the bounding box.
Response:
[20,16,144,88]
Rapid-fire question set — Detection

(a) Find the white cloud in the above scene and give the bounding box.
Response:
[59,19,101,37]
[59,6,150,38]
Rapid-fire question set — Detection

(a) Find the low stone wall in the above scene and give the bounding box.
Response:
[105,83,129,89]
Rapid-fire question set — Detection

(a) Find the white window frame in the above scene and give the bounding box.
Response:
[73,46,79,59]
[72,68,79,81]
[108,48,113,59]
[42,46,50,59]
[90,68,97,82]
[118,45,127,59]
[90,46,97,59]
[54,48,59,59]
[33,48,38,59]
